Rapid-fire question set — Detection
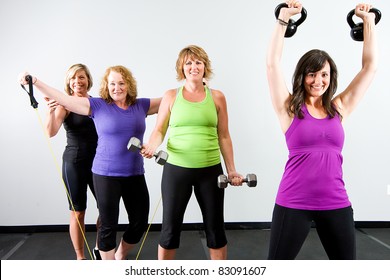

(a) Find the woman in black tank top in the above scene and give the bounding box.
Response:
[44,64,100,260]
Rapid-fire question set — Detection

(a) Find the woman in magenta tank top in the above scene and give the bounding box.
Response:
[266,1,378,259]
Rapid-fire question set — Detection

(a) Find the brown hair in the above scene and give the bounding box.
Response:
[289,49,341,119]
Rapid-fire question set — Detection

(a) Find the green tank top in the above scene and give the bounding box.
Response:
[167,86,221,168]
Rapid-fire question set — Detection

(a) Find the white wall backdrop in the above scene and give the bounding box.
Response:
[1,0,389,226]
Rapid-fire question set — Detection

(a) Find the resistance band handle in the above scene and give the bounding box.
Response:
[24,75,39,109]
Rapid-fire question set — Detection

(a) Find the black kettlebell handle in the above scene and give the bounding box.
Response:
[347,8,381,41]
[275,3,307,37]
[347,8,381,29]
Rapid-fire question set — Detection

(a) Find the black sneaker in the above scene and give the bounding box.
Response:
[93,249,101,260]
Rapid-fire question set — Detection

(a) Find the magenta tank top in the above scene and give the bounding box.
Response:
[276,104,351,210]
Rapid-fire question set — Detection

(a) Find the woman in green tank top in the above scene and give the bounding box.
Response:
[142,45,243,260]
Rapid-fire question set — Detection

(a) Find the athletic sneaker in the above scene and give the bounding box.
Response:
[93,248,101,260]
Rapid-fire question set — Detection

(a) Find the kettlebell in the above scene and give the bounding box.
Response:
[275,3,307,38]
[347,8,381,41]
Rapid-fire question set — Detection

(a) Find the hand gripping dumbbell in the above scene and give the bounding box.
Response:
[127,137,168,165]
[217,174,257,189]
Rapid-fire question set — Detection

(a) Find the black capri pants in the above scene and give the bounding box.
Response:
[159,163,227,250]
[93,174,149,252]
[62,159,96,211]
[268,204,356,260]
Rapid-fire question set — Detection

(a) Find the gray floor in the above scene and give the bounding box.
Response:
[1,227,389,260]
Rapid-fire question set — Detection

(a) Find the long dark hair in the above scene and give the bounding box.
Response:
[288,49,341,119]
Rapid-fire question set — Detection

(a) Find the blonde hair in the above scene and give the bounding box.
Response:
[64,63,93,95]
[99,65,138,105]
[175,45,213,81]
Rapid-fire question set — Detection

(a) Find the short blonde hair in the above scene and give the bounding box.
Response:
[175,45,213,81]
[99,65,138,105]
[64,64,93,95]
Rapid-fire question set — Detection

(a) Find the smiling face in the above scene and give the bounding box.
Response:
[107,70,128,103]
[183,56,205,82]
[304,61,331,98]
[175,45,213,82]
[69,70,89,96]
[64,64,93,96]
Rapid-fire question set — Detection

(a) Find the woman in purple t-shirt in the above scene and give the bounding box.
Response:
[266,1,377,259]
[19,65,161,260]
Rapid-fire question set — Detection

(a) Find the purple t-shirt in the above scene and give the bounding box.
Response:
[276,104,351,210]
[89,97,150,177]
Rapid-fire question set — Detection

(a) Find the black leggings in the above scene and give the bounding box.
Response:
[93,174,149,252]
[159,163,227,249]
[62,159,95,211]
[268,204,356,260]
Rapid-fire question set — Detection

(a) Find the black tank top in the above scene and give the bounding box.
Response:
[63,112,98,162]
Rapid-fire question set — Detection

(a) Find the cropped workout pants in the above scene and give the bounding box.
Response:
[268,204,356,260]
[62,159,96,211]
[93,174,149,252]
[159,163,227,250]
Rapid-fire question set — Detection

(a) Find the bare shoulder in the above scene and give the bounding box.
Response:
[160,88,179,112]
[210,88,226,102]
[164,88,177,98]
[210,88,224,96]
[209,89,227,114]
[163,88,178,104]
[332,96,345,115]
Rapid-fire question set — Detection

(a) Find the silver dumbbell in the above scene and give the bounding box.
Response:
[217,174,257,188]
[127,137,168,165]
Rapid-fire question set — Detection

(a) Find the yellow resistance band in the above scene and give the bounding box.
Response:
[135,196,161,260]
[34,108,93,260]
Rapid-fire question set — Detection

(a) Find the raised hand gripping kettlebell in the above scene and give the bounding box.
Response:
[347,8,381,41]
[275,3,307,38]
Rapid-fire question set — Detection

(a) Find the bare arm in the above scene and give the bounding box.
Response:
[266,1,302,133]
[147,97,162,115]
[44,98,68,137]
[142,90,174,157]
[18,73,91,116]
[212,89,242,184]
[333,4,378,120]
